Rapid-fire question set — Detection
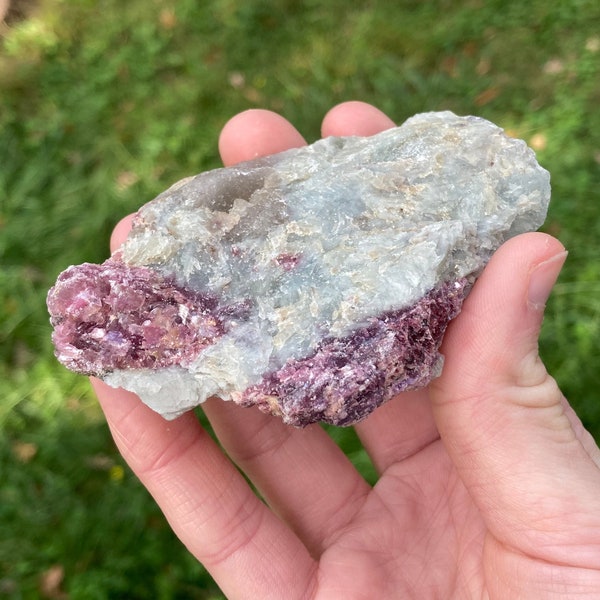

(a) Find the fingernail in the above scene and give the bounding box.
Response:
[527,250,568,310]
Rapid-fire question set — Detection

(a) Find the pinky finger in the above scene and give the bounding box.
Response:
[92,379,317,599]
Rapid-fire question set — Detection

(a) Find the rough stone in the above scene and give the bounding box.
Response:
[47,111,551,426]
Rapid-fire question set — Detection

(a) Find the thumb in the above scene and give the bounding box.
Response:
[431,232,600,564]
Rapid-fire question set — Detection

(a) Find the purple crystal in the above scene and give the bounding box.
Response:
[47,260,224,376]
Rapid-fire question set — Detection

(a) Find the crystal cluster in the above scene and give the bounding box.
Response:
[47,112,551,426]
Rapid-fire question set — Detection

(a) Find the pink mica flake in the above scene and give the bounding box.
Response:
[47,260,224,376]
[274,252,302,271]
[238,278,470,426]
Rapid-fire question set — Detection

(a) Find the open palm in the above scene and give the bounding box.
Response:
[94,102,600,599]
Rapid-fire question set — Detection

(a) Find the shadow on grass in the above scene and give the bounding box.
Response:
[1,396,224,598]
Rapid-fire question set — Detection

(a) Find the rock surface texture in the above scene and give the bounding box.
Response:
[47,112,551,426]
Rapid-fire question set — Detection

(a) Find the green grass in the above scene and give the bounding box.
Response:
[1,0,599,596]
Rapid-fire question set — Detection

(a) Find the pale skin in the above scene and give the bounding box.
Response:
[92,102,600,599]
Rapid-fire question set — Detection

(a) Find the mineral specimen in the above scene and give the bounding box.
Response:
[47,111,551,426]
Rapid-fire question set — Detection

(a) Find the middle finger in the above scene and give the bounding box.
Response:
[204,398,371,557]
[354,389,439,474]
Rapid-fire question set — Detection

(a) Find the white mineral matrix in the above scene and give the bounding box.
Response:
[48,112,551,426]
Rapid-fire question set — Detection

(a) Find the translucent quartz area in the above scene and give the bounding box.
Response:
[48,112,551,425]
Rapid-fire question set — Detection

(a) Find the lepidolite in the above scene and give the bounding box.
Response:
[47,112,550,426]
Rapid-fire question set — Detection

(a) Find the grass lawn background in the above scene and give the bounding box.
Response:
[1,0,599,597]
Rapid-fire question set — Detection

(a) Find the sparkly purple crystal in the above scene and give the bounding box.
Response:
[47,260,224,376]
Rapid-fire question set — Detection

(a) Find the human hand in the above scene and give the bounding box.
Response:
[93,102,600,599]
